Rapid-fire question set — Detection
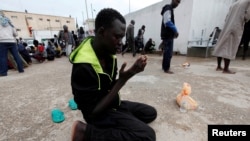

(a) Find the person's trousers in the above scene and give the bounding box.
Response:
[131,41,136,57]
[83,100,157,141]
[65,44,72,56]
[162,39,174,72]
[122,40,135,57]
[243,37,250,54]
[0,43,24,76]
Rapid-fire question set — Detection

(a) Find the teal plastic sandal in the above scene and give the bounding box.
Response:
[51,108,65,123]
[68,98,78,110]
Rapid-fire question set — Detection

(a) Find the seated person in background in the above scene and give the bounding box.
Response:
[18,41,32,65]
[144,38,156,53]
[32,40,46,62]
[54,42,62,58]
[209,27,221,45]
[46,40,56,61]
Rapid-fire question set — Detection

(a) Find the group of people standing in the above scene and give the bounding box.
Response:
[122,0,180,74]
[121,20,145,56]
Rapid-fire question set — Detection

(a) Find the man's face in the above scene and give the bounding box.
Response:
[172,0,181,8]
[101,19,126,55]
[63,26,68,31]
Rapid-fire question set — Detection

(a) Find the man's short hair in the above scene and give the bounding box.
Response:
[63,25,68,29]
[95,8,126,32]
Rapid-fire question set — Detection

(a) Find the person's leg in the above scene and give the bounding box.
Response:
[19,53,29,68]
[73,104,156,141]
[71,120,87,141]
[132,40,136,57]
[66,44,72,56]
[162,39,174,74]
[216,57,223,71]
[122,100,157,124]
[223,58,235,74]
[20,50,32,64]
[0,43,9,76]
[121,41,129,56]
[8,43,24,73]
[242,37,250,60]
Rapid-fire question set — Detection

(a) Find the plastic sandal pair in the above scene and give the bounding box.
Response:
[51,98,78,123]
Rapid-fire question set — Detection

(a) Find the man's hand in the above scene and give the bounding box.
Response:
[174,32,179,38]
[119,55,147,80]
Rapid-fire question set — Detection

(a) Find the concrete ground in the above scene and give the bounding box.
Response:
[0,53,250,141]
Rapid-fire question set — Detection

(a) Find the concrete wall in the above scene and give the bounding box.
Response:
[124,0,193,54]
[124,1,167,51]
[189,0,236,44]
[124,0,236,54]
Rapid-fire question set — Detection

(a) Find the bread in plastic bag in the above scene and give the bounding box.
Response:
[176,82,198,111]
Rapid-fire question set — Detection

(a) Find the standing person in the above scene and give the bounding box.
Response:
[213,0,250,74]
[70,8,157,141]
[77,26,85,46]
[122,20,135,57]
[72,30,78,49]
[240,20,250,60]
[0,10,24,76]
[160,0,181,74]
[58,25,75,56]
[136,25,145,53]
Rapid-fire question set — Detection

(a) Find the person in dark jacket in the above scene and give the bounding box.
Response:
[144,38,156,54]
[70,8,157,141]
[18,41,32,65]
[122,20,135,56]
[239,20,250,60]
[160,0,181,74]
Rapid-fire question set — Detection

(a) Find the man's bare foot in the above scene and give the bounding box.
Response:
[164,70,174,74]
[216,67,223,71]
[71,120,86,141]
[222,70,236,74]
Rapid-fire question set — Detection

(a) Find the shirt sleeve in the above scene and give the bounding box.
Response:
[163,10,178,33]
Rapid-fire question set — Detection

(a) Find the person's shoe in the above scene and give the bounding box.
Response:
[19,70,24,73]
[71,120,87,141]
[164,70,174,74]
[0,74,7,77]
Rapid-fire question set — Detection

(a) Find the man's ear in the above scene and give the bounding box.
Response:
[96,27,105,36]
